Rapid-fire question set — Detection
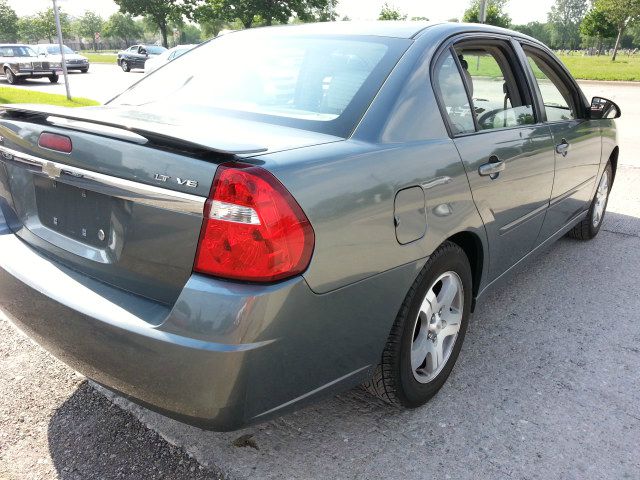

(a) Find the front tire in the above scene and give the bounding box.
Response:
[364,241,472,407]
[121,60,130,72]
[80,67,89,73]
[568,162,612,240]
[4,68,18,85]
[48,74,59,83]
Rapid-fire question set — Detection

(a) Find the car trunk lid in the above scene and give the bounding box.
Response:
[0,105,341,305]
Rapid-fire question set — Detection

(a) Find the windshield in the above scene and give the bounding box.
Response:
[46,45,74,55]
[0,46,36,57]
[110,31,409,136]
[146,45,167,55]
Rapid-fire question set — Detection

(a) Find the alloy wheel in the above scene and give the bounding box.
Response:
[410,271,464,384]
[592,170,609,228]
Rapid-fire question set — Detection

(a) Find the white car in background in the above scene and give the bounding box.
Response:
[33,44,90,73]
[144,44,197,74]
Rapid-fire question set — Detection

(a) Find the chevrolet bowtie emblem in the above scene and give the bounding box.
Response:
[42,162,62,179]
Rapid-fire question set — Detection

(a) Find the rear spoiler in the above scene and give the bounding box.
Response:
[0,104,268,156]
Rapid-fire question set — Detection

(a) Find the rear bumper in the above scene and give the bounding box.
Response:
[0,210,424,430]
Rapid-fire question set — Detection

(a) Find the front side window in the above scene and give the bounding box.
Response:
[110,32,409,136]
[455,45,535,131]
[524,49,577,122]
[433,50,475,135]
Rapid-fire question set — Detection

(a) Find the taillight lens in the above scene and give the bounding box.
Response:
[194,162,314,282]
[38,132,72,153]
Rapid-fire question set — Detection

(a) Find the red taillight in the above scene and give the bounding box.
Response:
[38,132,72,153]
[194,162,314,282]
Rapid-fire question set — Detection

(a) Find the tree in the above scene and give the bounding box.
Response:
[196,0,336,30]
[580,8,616,52]
[512,21,552,45]
[17,16,45,44]
[0,0,18,42]
[378,3,407,21]
[104,12,144,46]
[411,16,429,21]
[114,0,198,47]
[596,0,640,60]
[547,0,588,49]
[37,7,73,43]
[462,0,511,28]
[75,12,105,51]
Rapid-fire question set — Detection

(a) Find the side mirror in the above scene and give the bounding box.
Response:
[590,96,621,119]
[39,52,46,57]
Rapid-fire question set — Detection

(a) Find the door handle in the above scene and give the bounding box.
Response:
[556,139,569,157]
[478,156,505,179]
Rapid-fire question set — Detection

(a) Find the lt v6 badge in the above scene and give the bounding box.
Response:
[154,174,198,188]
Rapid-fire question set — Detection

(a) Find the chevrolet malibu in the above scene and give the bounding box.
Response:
[0,22,619,431]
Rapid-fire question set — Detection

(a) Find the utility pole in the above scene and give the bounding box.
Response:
[52,0,71,100]
[479,0,488,24]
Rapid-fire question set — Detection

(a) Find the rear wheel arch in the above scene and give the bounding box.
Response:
[446,231,484,302]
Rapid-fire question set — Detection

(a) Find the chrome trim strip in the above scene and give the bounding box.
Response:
[549,176,596,207]
[499,202,548,235]
[45,116,149,145]
[0,145,206,216]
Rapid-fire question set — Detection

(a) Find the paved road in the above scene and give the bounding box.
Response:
[0,63,143,104]
[1,79,639,479]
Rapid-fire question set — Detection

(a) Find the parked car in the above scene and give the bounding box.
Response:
[0,44,62,84]
[144,44,197,74]
[0,22,619,431]
[117,44,167,72]
[33,44,90,73]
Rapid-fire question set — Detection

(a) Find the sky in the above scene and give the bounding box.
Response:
[7,0,556,25]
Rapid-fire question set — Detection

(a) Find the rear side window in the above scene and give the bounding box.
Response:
[524,50,577,122]
[455,45,535,131]
[433,50,476,135]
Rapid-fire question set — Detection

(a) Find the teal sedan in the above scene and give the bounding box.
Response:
[0,22,619,430]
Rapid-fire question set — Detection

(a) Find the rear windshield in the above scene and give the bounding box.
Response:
[109,31,410,136]
[0,46,36,57]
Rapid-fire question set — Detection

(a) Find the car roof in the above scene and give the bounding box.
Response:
[238,21,439,39]
[0,44,30,47]
[228,21,544,43]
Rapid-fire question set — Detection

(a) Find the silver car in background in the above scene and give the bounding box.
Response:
[33,44,90,73]
[1,44,62,84]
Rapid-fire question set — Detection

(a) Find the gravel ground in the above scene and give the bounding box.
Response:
[0,319,225,480]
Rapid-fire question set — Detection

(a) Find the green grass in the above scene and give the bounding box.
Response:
[556,54,640,81]
[463,52,640,81]
[83,52,118,64]
[0,87,99,107]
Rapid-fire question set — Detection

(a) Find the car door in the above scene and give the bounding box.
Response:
[136,46,149,68]
[434,36,556,282]
[518,44,602,242]
[125,46,139,66]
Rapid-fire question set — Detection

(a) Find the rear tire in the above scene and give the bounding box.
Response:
[48,74,59,83]
[568,162,612,240]
[121,60,130,72]
[363,241,472,407]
